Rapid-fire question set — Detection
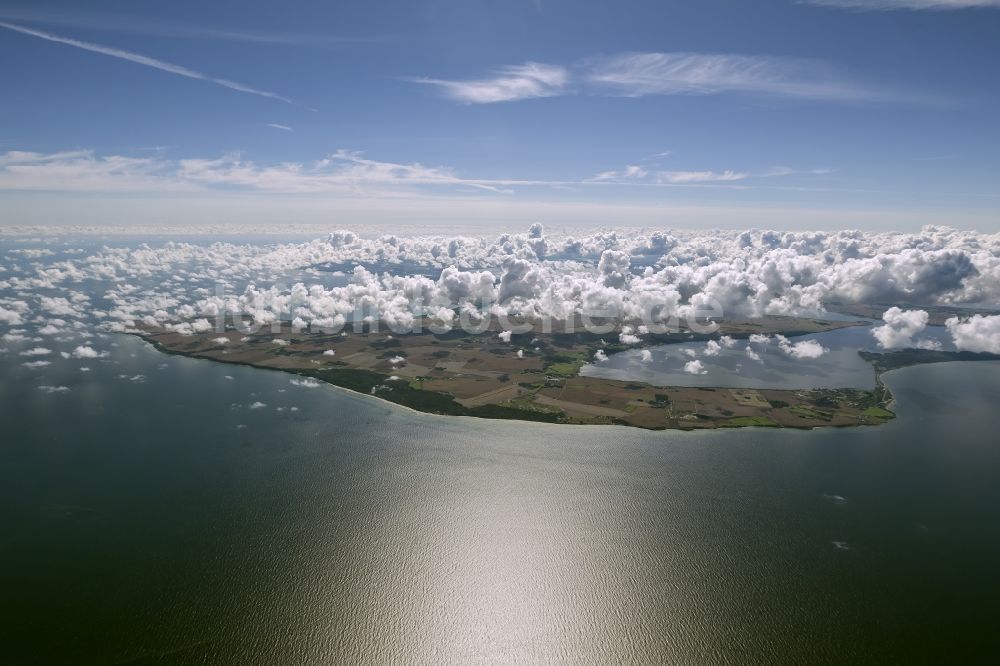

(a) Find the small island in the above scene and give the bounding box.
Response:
[129,314,909,430]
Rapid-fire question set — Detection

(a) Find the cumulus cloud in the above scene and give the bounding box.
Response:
[290,377,321,388]
[946,315,1000,353]
[871,307,940,349]
[4,224,1000,354]
[619,325,641,345]
[0,306,24,325]
[703,340,723,356]
[19,347,52,356]
[684,359,708,375]
[640,349,653,363]
[69,345,108,358]
[37,385,70,393]
[776,336,829,359]
[594,349,609,362]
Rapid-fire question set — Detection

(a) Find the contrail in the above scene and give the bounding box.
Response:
[0,21,295,105]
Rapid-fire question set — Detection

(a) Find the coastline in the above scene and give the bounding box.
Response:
[129,318,899,431]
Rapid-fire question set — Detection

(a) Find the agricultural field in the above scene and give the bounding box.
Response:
[135,315,894,430]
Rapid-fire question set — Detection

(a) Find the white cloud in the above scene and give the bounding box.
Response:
[0,150,195,193]
[0,147,842,198]
[745,346,763,362]
[76,345,108,358]
[585,52,882,101]
[37,384,70,393]
[657,170,748,184]
[594,349,608,362]
[0,10,373,45]
[871,307,939,349]
[589,165,648,182]
[22,360,51,368]
[412,62,569,104]
[20,346,52,356]
[946,314,1000,353]
[776,337,829,359]
[0,21,295,105]
[619,325,641,345]
[248,401,267,409]
[416,52,887,105]
[0,306,24,325]
[5,224,1000,361]
[265,123,293,132]
[802,0,1000,10]
[290,377,321,388]
[684,359,708,375]
[640,349,653,363]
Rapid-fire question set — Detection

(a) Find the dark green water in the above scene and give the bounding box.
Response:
[2,335,1000,664]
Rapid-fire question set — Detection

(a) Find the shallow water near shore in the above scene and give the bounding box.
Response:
[3,329,1000,664]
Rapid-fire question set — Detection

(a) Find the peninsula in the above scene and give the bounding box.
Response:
[129,315,909,430]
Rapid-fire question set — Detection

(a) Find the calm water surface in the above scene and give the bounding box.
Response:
[3,331,1000,664]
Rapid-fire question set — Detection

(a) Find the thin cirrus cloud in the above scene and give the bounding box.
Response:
[586,52,881,101]
[588,165,749,184]
[414,52,890,104]
[265,123,294,132]
[0,148,828,196]
[0,9,382,45]
[656,170,749,184]
[0,21,296,105]
[801,0,1000,9]
[0,149,515,195]
[409,62,571,103]
[586,162,837,185]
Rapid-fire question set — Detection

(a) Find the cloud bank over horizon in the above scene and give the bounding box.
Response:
[3,224,1000,359]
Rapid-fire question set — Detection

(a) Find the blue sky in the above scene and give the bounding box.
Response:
[1,0,999,229]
